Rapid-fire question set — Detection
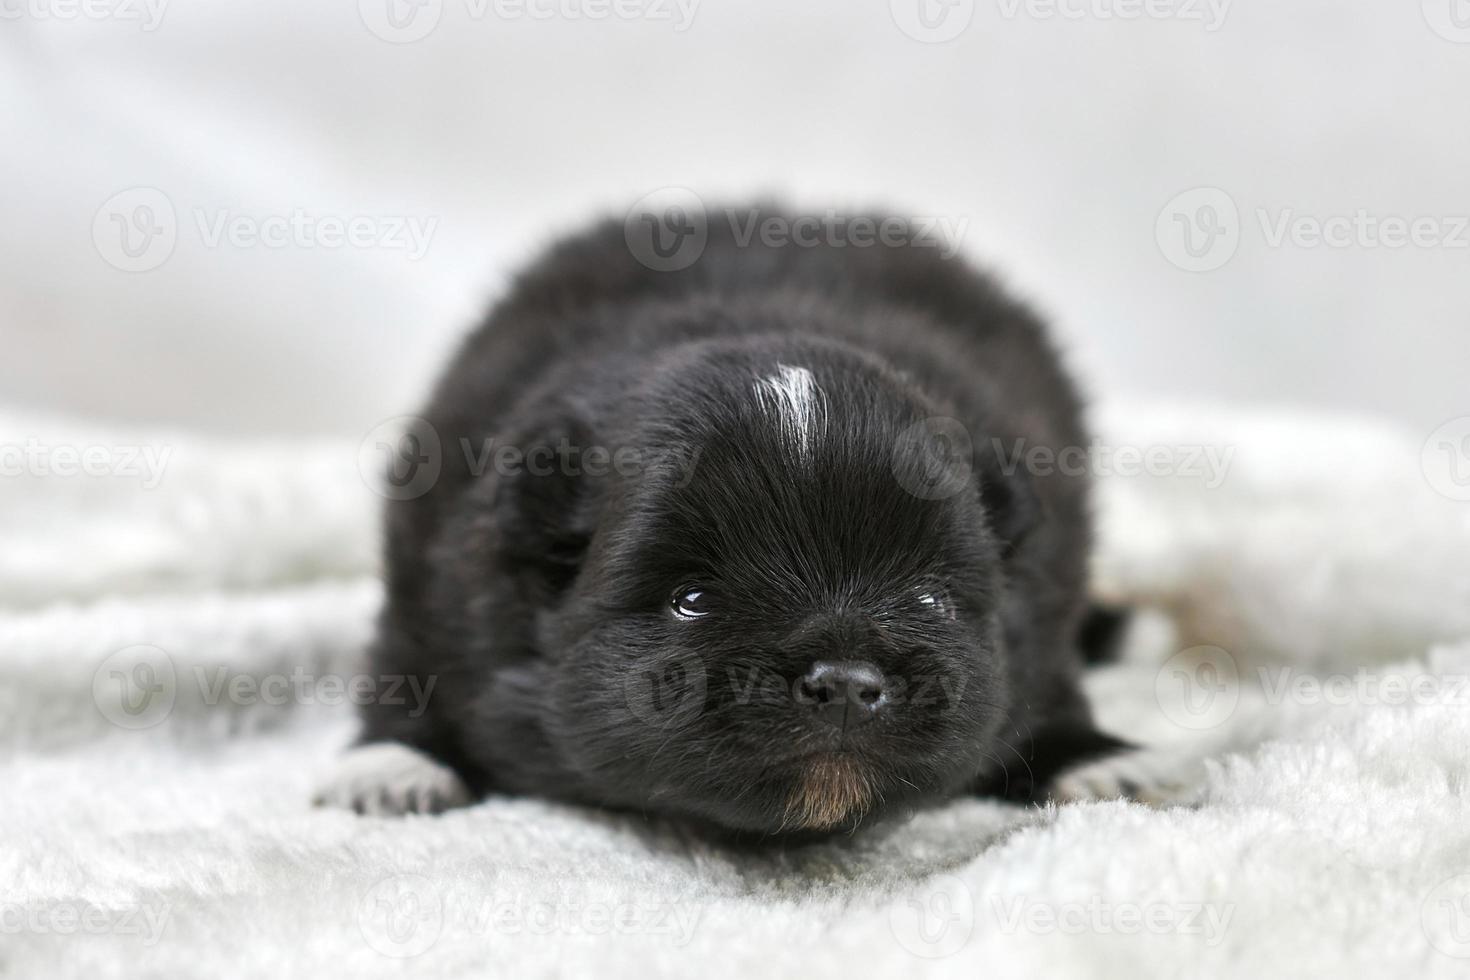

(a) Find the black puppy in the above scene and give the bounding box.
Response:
[318,206,1131,835]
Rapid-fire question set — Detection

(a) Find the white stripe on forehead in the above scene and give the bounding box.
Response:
[754,363,825,459]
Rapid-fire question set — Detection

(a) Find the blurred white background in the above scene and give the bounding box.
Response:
[3,0,1466,437]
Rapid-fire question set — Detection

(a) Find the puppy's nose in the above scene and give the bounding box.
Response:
[797,660,889,730]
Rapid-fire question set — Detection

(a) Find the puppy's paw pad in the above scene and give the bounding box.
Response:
[313,742,473,816]
[1051,749,1202,807]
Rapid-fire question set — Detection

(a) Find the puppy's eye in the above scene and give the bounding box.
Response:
[671,587,714,620]
[917,591,955,619]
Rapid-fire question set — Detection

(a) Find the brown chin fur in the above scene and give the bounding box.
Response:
[781,754,874,831]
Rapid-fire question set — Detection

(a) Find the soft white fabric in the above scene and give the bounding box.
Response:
[4,403,1470,979]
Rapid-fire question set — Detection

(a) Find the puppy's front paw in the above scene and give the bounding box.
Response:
[313,741,474,816]
[1050,747,1203,807]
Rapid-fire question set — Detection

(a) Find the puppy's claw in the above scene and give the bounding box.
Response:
[314,741,474,817]
[1050,748,1202,807]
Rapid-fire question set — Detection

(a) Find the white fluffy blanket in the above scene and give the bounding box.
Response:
[5,403,1470,979]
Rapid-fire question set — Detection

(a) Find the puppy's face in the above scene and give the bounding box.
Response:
[528,345,1024,835]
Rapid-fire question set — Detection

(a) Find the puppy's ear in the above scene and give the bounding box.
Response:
[975,448,1041,559]
[490,415,597,600]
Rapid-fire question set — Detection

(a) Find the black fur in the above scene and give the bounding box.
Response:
[359,206,1123,836]
[1078,604,1132,666]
